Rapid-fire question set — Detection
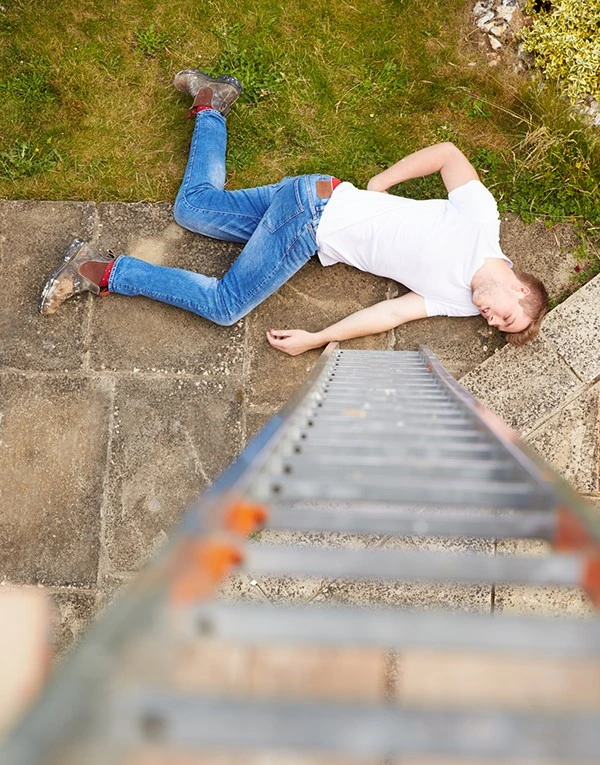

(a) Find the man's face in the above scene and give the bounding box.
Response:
[473,283,531,334]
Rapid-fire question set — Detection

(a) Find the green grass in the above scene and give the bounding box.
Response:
[134,24,170,57]
[0,0,598,252]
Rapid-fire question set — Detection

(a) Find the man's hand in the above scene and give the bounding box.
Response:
[266,329,321,356]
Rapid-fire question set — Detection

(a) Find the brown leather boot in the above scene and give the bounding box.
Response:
[173,69,243,117]
[39,239,115,315]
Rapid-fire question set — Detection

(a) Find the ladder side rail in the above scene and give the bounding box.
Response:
[0,348,344,765]
[419,344,600,547]
[178,341,341,536]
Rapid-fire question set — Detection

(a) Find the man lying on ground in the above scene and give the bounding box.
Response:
[39,69,549,354]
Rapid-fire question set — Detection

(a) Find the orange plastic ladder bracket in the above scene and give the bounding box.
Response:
[582,555,600,608]
[554,506,594,551]
[555,507,600,606]
[225,500,269,536]
[171,540,243,605]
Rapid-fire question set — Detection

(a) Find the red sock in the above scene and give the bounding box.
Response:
[99,261,114,288]
[185,104,212,119]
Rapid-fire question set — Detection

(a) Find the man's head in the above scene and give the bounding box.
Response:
[472,267,549,345]
[503,270,549,345]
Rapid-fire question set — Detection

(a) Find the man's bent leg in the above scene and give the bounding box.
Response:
[111,175,332,325]
[173,110,286,244]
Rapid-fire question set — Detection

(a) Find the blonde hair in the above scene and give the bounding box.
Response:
[504,270,549,346]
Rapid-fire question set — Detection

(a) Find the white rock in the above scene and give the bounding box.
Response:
[489,23,508,36]
[496,5,515,21]
[473,1,493,16]
[476,11,495,27]
[488,34,502,50]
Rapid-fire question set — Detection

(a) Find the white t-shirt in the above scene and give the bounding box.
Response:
[315,179,512,317]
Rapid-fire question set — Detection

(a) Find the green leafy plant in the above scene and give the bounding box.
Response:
[450,92,491,119]
[520,0,600,103]
[472,147,503,175]
[572,241,600,284]
[504,121,600,226]
[0,140,61,180]
[433,123,459,143]
[0,56,56,102]
[134,24,169,57]
[211,24,284,105]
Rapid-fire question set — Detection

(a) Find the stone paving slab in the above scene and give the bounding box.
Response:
[219,527,493,612]
[104,373,243,573]
[499,212,579,296]
[0,372,110,585]
[460,334,583,434]
[51,588,99,658]
[0,201,96,373]
[543,276,600,384]
[459,277,600,618]
[393,314,497,379]
[397,649,600,709]
[494,539,595,618]
[246,260,392,412]
[527,381,600,495]
[91,203,245,376]
[1,199,598,653]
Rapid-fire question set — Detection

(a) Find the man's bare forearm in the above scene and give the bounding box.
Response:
[267,293,427,356]
[367,142,479,194]
[312,298,415,344]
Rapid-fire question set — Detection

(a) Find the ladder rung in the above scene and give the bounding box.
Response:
[113,695,600,761]
[188,602,600,657]
[332,355,425,366]
[300,421,480,436]
[282,449,524,480]
[243,545,583,588]
[311,398,462,410]
[292,437,497,455]
[337,349,424,358]
[309,411,472,424]
[263,475,549,508]
[266,503,556,540]
[322,379,442,389]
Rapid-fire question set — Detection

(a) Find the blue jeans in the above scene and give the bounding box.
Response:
[109,109,335,325]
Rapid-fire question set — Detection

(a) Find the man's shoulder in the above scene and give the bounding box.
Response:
[424,295,481,317]
[448,179,499,224]
[449,179,497,205]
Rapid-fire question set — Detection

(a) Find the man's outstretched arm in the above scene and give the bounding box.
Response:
[367,142,479,194]
[266,292,427,356]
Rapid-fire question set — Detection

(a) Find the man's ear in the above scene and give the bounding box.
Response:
[513,282,531,297]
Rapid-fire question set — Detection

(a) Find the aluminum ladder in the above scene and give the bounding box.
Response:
[2,344,600,765]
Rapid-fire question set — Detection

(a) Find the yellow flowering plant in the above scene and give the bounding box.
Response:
[521,0,600,103]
